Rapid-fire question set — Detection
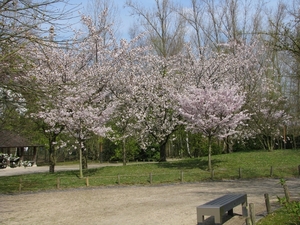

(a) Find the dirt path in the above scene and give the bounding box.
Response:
[0,178,299,225]
[0,163,122,177]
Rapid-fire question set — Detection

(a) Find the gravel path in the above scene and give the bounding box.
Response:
[0,163,121,176]
[0,176,299,225]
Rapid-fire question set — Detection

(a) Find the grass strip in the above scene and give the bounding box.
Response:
[0,149,299,194]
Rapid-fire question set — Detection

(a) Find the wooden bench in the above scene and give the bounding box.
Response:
[197,194,248,225]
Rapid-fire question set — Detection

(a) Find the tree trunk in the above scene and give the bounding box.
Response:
[159,141,167,162]
[99,137,103,163]
[265,136,274,151]
[123,138,126,166]
[208,136,212,172]
[186,133,192,158]
[223,137,233,154]
[159,135,172,162]
[82,149,88,169]
[79,145,83,179]
[49,137,56,173]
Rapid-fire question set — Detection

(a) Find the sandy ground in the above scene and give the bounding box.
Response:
[0,175,299,225]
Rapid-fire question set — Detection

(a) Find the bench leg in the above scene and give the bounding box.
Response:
[197,214,205,225]
[214,212,223,225]
[228,208,234,216]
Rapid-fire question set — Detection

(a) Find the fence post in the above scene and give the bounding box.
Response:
[149,173,153,184]
[117,175,120,185]
[270,166,273,177]
[264,193,271,214]
[19,178,22,192]
[86,177,89,187]
[56,177,60,189]
[283,184,290,203]
[180,171,184,183]
[245,217,251,225]
[211,169,214,180]
[298,165,300,177]
[239,167,242,179]
[249,203,256,225]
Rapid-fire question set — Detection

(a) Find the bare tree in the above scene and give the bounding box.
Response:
[83,0,121,44]
[177,0,266,53]
[126,0,186,57]
[266,0,300,145]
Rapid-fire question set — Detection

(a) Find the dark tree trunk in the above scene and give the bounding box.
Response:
[159,141,167,162]
[159,135,171,162]
[223,137,233,154]
[41,124,63,174]
[49,137,56,173]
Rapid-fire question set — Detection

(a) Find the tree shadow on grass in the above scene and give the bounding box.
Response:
[157,158,224,170]
[83,168,99,177]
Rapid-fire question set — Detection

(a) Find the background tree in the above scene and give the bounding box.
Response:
[126,0,186,57]
[177,0,265,54]
[265,0,300,144]
[84,0,121,42]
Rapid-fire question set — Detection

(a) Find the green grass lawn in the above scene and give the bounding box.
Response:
[0,149,299,194]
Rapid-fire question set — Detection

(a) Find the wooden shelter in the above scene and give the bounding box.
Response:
[0,130,42,166]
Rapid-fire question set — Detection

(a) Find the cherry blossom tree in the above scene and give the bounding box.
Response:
[23,33,114,176]
[108,51,184,162]
[131,73,180,161]
[21,13,146,176]
[178,83,249,171]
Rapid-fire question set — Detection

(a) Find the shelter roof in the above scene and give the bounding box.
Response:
[0,130,41,148]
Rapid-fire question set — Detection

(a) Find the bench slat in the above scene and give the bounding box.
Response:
[201,194,245,206]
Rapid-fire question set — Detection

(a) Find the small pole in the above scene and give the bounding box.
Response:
[180,171,184,182]
[249,203,256,225]
[298,165,300,176]
[149,173,152,184]
[56,177,60,189]
[270,166,273,177]
[117,175,120,185]
[239,167,242,179]
[19,178,22,192]
[283,184,290,203]
[264,193,271,214]
[211,169,214,180]
[86,177,89,187]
